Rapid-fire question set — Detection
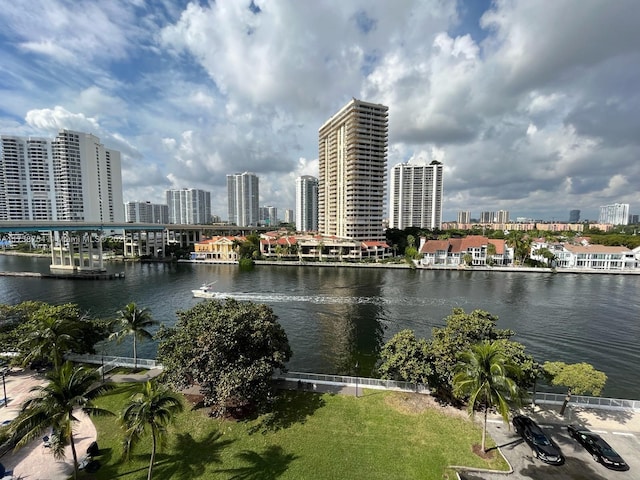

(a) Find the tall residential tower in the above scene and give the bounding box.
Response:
[165,188,211,224]
[389,160,443,230]
[295,175,318,232]
[0,130,124,223]
[227,172,259,227]
[318,99,388,241]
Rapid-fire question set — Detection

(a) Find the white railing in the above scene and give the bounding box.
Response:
[58,357,640,412]
[65,353,161,370]
[275,371,431,394]
[533,392,640,412]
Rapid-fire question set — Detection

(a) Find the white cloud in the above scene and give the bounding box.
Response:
[2,1,640,221]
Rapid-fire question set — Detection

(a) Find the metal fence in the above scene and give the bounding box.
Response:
[275,371,431,394]
[58,357,640,413]
[65,353,161,371]
[533,392,640,412]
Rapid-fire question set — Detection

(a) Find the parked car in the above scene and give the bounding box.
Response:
[567,424,629,471]
[512,415,564,465]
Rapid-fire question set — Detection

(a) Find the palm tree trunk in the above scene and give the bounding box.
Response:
[482,406,488,452]
[70,431,79,480]
[133,337,137,369]
[148,431,157,480]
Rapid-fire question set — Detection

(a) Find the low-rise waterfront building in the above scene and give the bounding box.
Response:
[418,236,512,267]
[190,235,244,262]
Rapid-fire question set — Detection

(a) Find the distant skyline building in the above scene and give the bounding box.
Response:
[295,175,318,232]
[125,201,168,223]
[389,160,443,230]
[227,172,259,227]
[457,211,471,224]
[165,188,211,224]
[0,130,124,223]
[569,209,581,223]
[318,98,388,241]
[259,205,278,227]
[599,203,629,225]
[480,211,495,223]
[284,208,294,224]
[496,210,509,223]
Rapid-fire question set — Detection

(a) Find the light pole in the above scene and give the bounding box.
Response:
[354,361,359,398]
[1,368,8,407]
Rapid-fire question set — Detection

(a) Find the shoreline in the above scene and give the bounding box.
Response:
[3,251,639,275]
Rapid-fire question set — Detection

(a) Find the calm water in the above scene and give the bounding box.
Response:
[1,255,639,399]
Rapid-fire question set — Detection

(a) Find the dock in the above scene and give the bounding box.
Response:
[0,271,125,280]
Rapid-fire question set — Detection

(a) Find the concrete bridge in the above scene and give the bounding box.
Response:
[0,221,272,274]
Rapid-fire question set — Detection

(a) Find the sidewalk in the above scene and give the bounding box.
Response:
[0,368,162,480]
[521,402,640,434]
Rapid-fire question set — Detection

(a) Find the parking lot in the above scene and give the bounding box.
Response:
[461,414,640,480]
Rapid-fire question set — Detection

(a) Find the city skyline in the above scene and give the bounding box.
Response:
[0,1,639,222]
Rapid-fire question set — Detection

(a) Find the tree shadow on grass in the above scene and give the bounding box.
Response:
[90,430,234,480]
[248,390,325,434]
[155,431,235,480]
[215,445,298,480]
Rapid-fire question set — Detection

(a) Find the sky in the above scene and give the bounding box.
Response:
[1,0,639,223]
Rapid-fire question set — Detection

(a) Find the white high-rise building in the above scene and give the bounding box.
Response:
[227,172,259,226]
[284,208,294,224]
[457,211,471,224]
[295,175,318,232]
[0,130,124,223]
[165,188,211,224]
[599,203,629,225]
[318,98,388,241]
[496,210,510,223]
[125,201,168,223]
[389,161,443,230]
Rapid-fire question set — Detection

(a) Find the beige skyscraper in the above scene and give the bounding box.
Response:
[318,98,388,241]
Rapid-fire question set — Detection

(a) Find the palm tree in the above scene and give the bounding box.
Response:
[20,312,81,370]
[453,341,521,452]
[9,361,113,480]
[110,303,159,369]
[121,380,184,480]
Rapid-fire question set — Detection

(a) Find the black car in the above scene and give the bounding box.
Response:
[512,415,564,465]
[567,424,629,471]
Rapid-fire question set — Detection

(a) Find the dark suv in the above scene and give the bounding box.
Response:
[512,415,564,465]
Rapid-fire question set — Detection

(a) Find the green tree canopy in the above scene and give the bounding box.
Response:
[157,299,292,417]
[543,361,607,396]
[453,341,522,452]
[378,330,431,384]
[427,308,534,400]
[16,302,110,369]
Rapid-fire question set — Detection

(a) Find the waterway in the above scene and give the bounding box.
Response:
[1,255,639,399]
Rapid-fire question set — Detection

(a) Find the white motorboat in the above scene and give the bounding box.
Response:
[192,282,224,299]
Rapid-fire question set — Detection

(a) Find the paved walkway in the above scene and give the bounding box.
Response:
[0,368,162,480]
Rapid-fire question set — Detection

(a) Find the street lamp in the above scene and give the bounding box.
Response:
[1,368,8,407]
[354,361,359,398]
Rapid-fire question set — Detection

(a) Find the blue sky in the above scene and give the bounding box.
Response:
[1,0,639,223]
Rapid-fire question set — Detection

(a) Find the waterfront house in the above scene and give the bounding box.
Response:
[418,236,512,267]
[530,239,637,270]
[191,236,244,262]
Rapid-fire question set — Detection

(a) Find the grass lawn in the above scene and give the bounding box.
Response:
[82,385,509,480]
